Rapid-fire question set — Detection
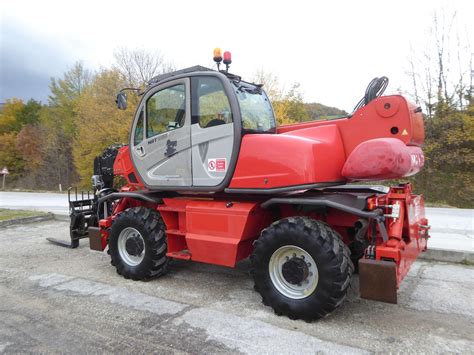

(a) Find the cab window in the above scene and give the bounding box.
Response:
[192,77,232,128]
[146,84,186,138]
[234,84,276,133]
[134,109,144,146]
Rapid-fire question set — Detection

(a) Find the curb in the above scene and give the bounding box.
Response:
[52,213,70,222]
[419,248,474,264]
[0,213,54,227]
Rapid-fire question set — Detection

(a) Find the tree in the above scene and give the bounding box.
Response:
[252,69,281,102]
[113,48,174,88]
[35,62,92,189]
[36,104,78,189]
[74,68,136,185]
[0,98,24,133]
[49,62,91,105]
[48,62,91,137]
[0,98,44,186]
[15,123,44,186]
[413,103,473,207]
[252,70,307,125]
[16,99,42,128]
[0,132,24,181]
[305,103,347,120]
[406,9,471,115]
[403,9,473,207]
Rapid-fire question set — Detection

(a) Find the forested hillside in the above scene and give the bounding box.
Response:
[304,103,347,120]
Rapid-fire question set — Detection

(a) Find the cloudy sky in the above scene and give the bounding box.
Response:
[1,0,472,111]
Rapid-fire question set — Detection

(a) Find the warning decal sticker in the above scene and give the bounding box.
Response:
[208,158,226,172]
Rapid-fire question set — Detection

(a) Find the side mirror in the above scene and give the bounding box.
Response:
[116,92,127,110]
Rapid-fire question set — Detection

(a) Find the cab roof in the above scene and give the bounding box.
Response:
[145,65,261,95]
[147,65,214,87]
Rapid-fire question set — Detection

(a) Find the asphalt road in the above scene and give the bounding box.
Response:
[1,220,473,353]
[1,191,472,252]
[0,191,69,215]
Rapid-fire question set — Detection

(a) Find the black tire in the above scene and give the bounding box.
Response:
[108,206,169,280]
[251,217,354,321]
[349,240,367,274]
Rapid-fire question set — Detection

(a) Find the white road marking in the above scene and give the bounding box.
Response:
[29,273,366,354]
[179,308,367,354]
[30,274,187,315]
[0,342,12,353]
[404,264,474,317]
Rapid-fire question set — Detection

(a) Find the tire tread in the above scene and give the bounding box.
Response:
[108,206,169,280]
[251,216,353,321]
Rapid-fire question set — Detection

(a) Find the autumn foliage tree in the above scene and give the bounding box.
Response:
[113,48,174,88]
[0,131,24,180]
[0,99,41,182]
[252,70,307,125]
[405,10,473,207]
[74,69,137,185]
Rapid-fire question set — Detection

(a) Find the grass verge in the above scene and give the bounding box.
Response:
[0,208,46,221]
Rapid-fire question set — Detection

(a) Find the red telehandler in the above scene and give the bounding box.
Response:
[49,49,430,321]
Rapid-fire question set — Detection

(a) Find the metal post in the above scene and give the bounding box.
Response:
[2,174,5,190]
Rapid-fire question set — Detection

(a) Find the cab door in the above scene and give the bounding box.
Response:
[191,76,235,187]
[130,78,192,188]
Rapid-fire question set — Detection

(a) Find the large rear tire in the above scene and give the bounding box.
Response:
[251,217,353,321]
[108,206,169,280]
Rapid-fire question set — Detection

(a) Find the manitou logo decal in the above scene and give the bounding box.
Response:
[208,158,226,172]
[410,154,424,167]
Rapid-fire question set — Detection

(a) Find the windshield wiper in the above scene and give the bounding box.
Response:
[242,127,275,134]
[233,81,262,95]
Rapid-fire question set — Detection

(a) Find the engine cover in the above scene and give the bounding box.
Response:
[341,138,424,180]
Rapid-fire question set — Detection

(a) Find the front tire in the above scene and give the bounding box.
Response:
[108,206,169,280]
[251,217,354,321]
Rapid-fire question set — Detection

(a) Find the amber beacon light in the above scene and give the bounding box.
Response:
[213,48,222,70]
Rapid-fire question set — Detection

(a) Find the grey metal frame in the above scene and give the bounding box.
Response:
[261,194,388,241]
[225,181,345,195]
[129,71,242,192]
[131,78,192,187]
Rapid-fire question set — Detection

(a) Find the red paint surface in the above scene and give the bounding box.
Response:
[230,95,425,189]
[158,198,272,267]
[373,184,429,287]
[341,138,424,180]
[113,146,144,189]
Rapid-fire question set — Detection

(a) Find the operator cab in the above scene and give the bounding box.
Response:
[120,50,276,191]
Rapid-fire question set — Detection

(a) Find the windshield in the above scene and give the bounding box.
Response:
[233,82,276,133]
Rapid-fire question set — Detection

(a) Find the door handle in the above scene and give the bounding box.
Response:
[136,146,146,157]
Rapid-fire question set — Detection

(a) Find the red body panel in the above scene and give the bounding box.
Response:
[342,138,424,180]
[157,198,272,267]
[230,95,425,189]
[114,146,145,189]
[229,125,346,188]
[373,185,429,287]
